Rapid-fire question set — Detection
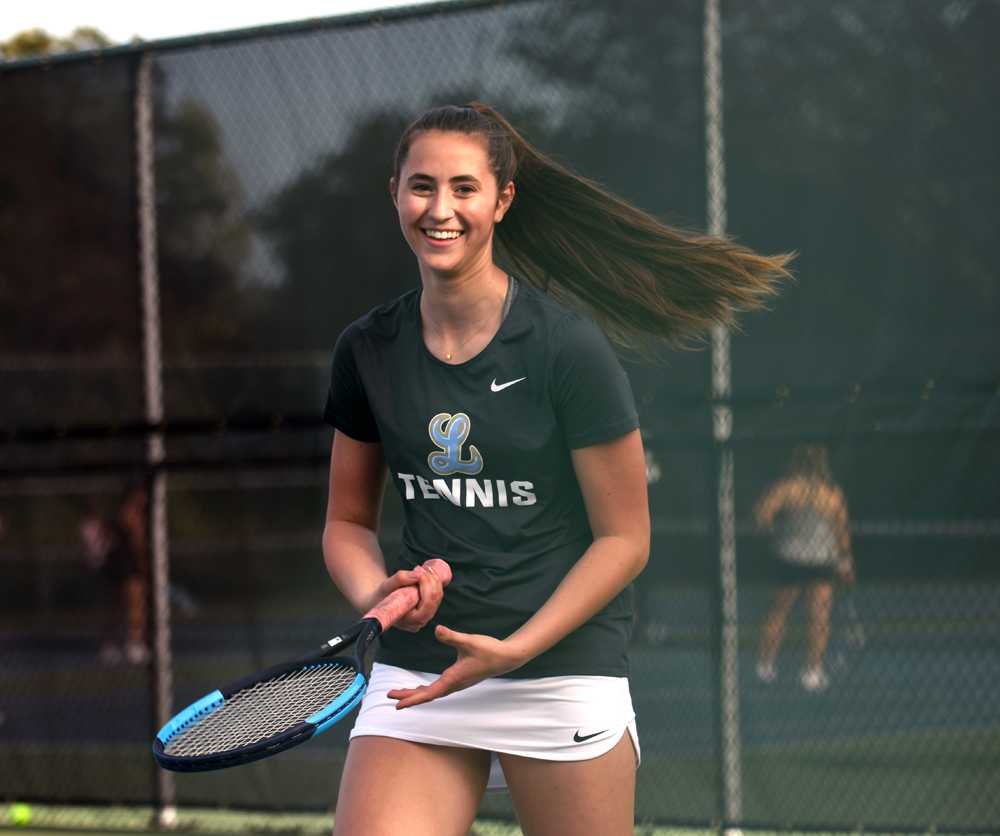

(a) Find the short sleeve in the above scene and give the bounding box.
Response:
[550,314,639,449]
[323,323,380,442]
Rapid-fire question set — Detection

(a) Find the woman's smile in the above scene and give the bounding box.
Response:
[421,228,465,245]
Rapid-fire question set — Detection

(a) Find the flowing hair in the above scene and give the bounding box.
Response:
[392,102,795,351]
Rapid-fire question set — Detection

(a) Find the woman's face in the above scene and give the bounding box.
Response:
[391,130,513,280]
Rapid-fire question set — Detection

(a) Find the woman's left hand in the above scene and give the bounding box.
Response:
[387,626,527,709]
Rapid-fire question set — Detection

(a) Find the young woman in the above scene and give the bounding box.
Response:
[754,444,855,692]
[322,103,792,835]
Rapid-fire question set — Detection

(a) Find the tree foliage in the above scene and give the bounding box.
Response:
[0,55,252,423]
[0,26,114,60]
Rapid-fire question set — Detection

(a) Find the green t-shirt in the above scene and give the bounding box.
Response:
[324,278,639,678]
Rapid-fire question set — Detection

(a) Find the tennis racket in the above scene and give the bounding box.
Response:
[829,587,866,677]
[152,558,451,772]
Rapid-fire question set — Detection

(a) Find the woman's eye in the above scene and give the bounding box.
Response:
[455,186,476,195]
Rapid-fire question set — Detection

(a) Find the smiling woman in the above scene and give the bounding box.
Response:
[320,102,792,836]
[390,103,794,353]
[388,129,515,364]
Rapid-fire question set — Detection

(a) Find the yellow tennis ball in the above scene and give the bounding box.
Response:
[10,804,32,826]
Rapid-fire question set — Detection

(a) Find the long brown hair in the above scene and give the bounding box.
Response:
[392,102,795,351]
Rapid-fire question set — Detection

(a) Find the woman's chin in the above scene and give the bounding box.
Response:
[417,252,471,278]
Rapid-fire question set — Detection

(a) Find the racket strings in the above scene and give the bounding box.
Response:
[164,662,359,757]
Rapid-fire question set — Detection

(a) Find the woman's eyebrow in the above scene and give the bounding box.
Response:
[407,173,482,185]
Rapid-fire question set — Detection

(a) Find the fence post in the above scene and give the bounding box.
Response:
[135,49,177,827]
[704,0,744,830]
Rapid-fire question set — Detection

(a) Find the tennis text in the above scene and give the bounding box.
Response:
[396,473,537,507]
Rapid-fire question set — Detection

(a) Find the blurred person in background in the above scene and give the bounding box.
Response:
[80,481,150,665]
[754,444,855,692]
[0,510,5,726]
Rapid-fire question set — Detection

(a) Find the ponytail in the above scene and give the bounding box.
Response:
[392,102,795,352]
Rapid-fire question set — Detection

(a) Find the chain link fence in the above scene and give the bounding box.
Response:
[1,0,998,831]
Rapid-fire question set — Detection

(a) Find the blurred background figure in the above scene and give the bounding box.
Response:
[754,444,855,692]
[0,510,6,727]
[79,481,151,665]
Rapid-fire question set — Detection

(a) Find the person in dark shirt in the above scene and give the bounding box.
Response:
[81,483,151,666]
[323,103,793,835]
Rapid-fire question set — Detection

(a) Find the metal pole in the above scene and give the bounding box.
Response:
[136,50,177,828]
[704,0,743,830]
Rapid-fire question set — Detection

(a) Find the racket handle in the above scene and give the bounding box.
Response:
[363,558,452,632]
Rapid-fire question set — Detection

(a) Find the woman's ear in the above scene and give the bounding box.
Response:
[388,177,398,209]
[494,180,515,223]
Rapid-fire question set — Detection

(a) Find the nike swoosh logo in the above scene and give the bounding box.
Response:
[573,729,608,743]
[490,377,527,392]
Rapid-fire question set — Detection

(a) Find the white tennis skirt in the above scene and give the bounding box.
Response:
[350,663,640,791]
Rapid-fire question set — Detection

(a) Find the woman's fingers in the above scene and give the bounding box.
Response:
[433,624,465,647]
[388,663,470,709]
[387,627,528,709]
[411,563,444,621]
[388,678,451,709]
[381,568,421,596]
[390,560,446,632]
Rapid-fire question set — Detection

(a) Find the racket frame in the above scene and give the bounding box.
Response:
[152,617,381,772]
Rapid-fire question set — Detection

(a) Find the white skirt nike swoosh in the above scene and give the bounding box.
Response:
[349,662,640,791]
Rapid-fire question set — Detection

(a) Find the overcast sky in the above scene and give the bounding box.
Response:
[0,0,452,44]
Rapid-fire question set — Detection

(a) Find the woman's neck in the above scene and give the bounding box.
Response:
[419,263,510,334]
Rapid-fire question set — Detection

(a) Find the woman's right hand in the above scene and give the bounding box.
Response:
[836,557,856,586]
[368,563,445,632]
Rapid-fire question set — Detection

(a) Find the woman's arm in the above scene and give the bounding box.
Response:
[754,481,790,528]
[323,430,442,630]
[832,487,856,584]
[505,428,650,660]
[389,428,649,708]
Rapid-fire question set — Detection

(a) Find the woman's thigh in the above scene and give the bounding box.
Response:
[806,580,834,616]
[498,731,637,836]
[332,736,490,836]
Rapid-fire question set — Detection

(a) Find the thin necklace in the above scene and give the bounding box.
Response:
[424,275,512,362]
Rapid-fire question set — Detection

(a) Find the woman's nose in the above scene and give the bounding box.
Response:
[427,191,455,221]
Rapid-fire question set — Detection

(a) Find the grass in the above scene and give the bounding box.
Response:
[0,803,696,836]
[2,804,990,836]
